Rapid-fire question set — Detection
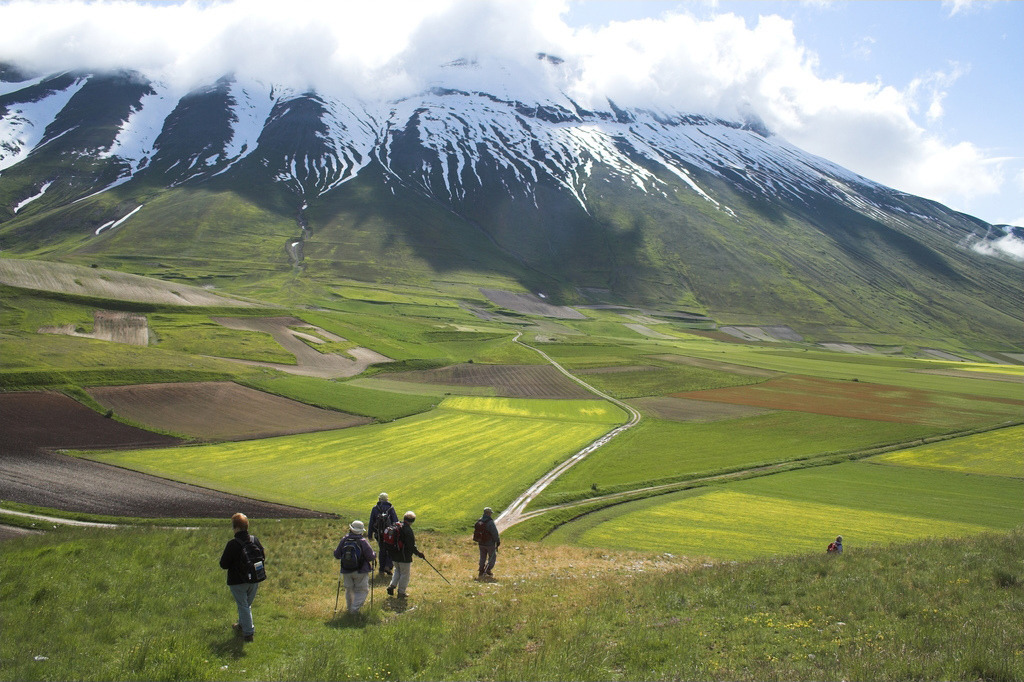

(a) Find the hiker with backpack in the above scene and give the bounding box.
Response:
[827,535,844,554]
[473,506,500,578]
[385,511,425,599]
[368,492,399,576]
[219,512,266,643]
[333,519,376,614]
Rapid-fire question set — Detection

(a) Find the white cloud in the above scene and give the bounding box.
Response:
[0,0,1012,220]
[941,0,1005,17]
[971,232,1024,260]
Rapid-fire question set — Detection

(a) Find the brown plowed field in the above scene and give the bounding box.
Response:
[386,363,596,399]
[674,375,1024,426]
[647,354,780,377]
[86,381,371,440]
[0,392,327,517]
[629,396,776,422]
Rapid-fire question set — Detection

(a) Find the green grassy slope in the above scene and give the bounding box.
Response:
[1,523,1020,681]
[3,150,1021,346]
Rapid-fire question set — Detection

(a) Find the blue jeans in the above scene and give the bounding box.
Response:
[229,582,259,636]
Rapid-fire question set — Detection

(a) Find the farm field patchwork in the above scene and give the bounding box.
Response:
[671,344,1024,400]
[545,460,1023,560]
[80,397,618,530]
[628,395,776,422]
[243,374,438,421]
[149,314,297,364]
[570,361,764,397]
[85,382,371,440]
[673,374,1023,427]
[0,330,246,376]
[372,363,597,399]
[870,425,1023,478]
[539,411,943,502]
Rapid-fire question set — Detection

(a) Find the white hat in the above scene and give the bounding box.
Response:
[404,511,416,521]
[378,492,389,501]
[350,520,366,534]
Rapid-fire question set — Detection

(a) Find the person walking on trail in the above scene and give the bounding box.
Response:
[827,535,844,554]
[219,512,265,642]
[369,492,398,576]
[334,520,376,614]
[387,511,425,599]
[473,506,500,578]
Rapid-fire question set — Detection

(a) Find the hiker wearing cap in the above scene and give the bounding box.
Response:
[387,511,425,599]
[334,520,377,613]
[219,512,265,642]
[473,507,500,578]
[368,493,399,576]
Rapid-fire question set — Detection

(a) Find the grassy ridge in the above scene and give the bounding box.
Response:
[0,522,1020,681]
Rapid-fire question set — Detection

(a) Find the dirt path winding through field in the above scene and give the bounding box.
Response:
[210,317,391,378]
[495,333,641,531]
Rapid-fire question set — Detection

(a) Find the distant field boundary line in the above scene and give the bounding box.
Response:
[496,333,642,530]
[0,507,205,530]
[513,419,1024,526]
[0,508,120,528]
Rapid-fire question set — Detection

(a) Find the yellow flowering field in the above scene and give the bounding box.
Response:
[81,398,620,530]
[871,425,1023,477]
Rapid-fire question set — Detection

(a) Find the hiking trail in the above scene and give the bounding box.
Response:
[495,333,641,531]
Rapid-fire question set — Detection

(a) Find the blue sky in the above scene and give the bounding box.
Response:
[1,0,1020,225]
[565,1,1023,225]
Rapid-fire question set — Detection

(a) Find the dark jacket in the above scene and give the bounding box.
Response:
[368,501,398,541]
[476,515,500,547]
[220,530,265,585]
[389,521,423,563]
[334,533,376,574]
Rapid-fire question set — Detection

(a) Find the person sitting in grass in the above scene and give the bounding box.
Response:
[827,535,843,554]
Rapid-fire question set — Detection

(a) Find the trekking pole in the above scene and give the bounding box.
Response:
[333,564,342,615]
[420,555,452,586]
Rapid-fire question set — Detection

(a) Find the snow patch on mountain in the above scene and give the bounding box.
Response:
[95,204,142,235]
[100,82,179,173]
[12,180,52,213]
[210,79,277,178]
[0,73,49,98]
[0,77,86,171]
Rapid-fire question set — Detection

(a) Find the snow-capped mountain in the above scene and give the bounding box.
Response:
[0,62,980,221]
[0,58,1020,344]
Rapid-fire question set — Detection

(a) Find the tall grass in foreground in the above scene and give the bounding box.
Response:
[2,522,1021,681]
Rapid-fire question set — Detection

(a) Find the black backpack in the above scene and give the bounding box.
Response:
[339,536,363,571]
[373,510,390,539]
[235,535,267,582]
[473,519,493,544]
